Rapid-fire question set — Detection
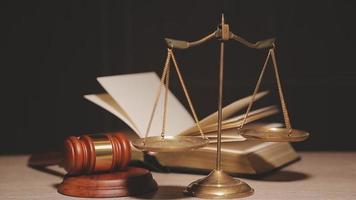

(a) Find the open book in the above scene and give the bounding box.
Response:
[85,72,299,174]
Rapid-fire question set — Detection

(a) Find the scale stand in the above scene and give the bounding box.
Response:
[165,14,308,198]
[182,14,258,199]
[134,14,309,198]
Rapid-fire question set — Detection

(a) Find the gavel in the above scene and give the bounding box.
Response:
[29,132,158,198]
[28,132,131,175]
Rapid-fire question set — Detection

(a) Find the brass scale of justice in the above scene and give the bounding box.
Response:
[132,15,309,199]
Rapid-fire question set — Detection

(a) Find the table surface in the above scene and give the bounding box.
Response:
[0,152,355,200]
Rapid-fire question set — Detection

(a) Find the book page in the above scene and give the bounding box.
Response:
[204,123,282,139]
[197,91,269,127]
[205,129,246,142]
[203,141,276,154]
[96,72,195,138]
[203,122,283,153]
[199,106,278,134]
[181,105,278,135]
[179,91,269,135]
[84,93,140,133]
[222,106,277,124]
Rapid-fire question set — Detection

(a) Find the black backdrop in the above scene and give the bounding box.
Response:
[2,0,355,153]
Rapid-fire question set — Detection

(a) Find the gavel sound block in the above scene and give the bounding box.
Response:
[28,133,157,198]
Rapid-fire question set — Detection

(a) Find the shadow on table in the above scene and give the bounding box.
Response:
[28,164,188,199]
[249,170,310,182]
[29,166,65,178]
[29,164,310,184]
[134,185,188,199]
[28,152,310,186]
[134,151,310,182]
[244,152,311,182]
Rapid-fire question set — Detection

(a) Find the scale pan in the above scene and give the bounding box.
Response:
[240,127,309,142]
[132,136,209,152]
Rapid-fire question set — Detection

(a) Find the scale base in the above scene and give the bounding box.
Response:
[184,169,254,199]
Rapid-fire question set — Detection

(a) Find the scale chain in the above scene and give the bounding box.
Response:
[144,49,171,142]
[144,48,205,141]
[270,48,292,130]
[170,49,205,138]
[238,49,272,132]
[238,47,292,132]
[161,58,171,138]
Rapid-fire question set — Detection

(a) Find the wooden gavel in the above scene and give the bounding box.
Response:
[28,133,131,175]
[29,132,158,198]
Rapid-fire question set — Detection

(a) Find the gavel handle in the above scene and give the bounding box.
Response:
[28,152,63,168]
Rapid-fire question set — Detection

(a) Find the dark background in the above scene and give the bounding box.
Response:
[1,0,355,153]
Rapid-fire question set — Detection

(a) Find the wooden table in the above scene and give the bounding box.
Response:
[0,152,355,200]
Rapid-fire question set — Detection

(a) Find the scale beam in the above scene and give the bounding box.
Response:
[165,26,275,49]
[230,33,275,49]
[165,31,217,49]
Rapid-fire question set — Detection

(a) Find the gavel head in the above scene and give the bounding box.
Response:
[63,133,131,175]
